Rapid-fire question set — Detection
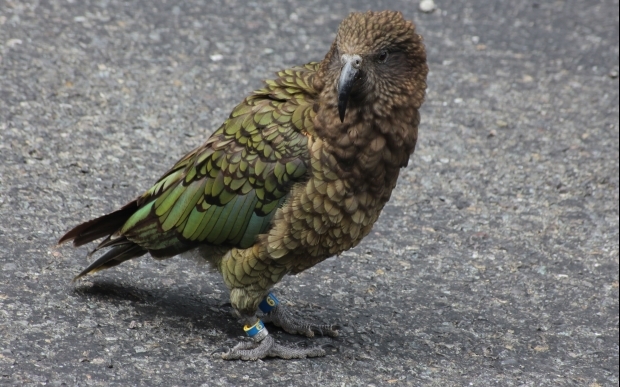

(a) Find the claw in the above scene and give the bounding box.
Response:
[211,346,229,357]
[315,324,340,337]
[321,342,338,350]
[320,342,339,356]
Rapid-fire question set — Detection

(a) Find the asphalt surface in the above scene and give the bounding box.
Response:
[1,0,618,386]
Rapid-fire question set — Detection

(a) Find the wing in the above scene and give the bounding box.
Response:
[119,63,320,257]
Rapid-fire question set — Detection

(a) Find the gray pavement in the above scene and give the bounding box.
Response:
[0,0,618,386]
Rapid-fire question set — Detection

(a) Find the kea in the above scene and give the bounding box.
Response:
[59,10,428,360]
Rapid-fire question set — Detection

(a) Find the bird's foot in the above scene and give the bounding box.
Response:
[221,334,326,360]
[220,293,338,360]
[260,293,339,338]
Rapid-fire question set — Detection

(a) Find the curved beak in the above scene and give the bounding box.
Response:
[337,55,362,123]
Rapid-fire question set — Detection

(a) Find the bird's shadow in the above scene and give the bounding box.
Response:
[73,278,238,337]
[71,278,487,362]
[71,278,341,352]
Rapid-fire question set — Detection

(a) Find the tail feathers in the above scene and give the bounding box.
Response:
[95,234,133,251]
[73,242,147,281]
[59,200,139,247]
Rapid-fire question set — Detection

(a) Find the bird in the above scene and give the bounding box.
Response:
[58,10,428,360]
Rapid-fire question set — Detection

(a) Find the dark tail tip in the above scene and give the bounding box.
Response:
[58,200,139,247]
[71,243,148,281]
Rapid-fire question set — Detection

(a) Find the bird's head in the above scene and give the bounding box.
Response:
[320,11,428,123]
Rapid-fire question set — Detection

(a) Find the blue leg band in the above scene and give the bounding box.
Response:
[258,293,279,314]
[244,319,266,339]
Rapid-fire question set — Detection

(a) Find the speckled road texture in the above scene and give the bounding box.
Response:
[0,1,618,386]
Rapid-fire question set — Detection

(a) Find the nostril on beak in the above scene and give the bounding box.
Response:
[352,57,362,69]
[342,54,363,69]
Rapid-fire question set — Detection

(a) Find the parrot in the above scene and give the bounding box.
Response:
[59,10,428,360]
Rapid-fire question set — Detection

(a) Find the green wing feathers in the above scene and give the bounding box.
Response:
[116,64,318,254]
[60,64,318,276]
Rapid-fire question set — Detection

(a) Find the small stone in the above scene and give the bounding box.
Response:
[488,129,497,137]
[210,54,223,62]
[2,263,16,271]
[6,39,22,48]
[419,0,437,13]
[496,120,508,128]
[609,70,619,79]
[501,358,518,366]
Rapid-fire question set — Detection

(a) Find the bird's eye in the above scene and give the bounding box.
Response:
[378,50,389,63]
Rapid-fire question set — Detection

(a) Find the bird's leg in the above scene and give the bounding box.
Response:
[221,313,327,360]
[259,293,339,338]
[218,247,337,361]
